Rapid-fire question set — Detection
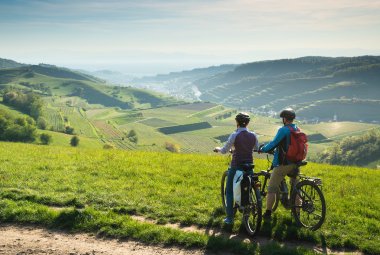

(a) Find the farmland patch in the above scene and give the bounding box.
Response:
[139,118,176,127]
[158,122,212,134]
[170,102,217,111]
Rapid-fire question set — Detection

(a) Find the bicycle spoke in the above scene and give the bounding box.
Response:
[291,181,326,230]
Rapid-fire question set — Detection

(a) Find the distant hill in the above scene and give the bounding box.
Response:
[0,58,25,69]
[0,61,181,109]
[134,56,380,122]
[130,64,237,100]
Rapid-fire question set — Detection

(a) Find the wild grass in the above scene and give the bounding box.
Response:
[0,142,379,254]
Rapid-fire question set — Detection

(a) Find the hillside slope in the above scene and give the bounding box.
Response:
[130,64,237,99]
[0,142,378,254]
[0,63,181,109]
[0,58,25,69]
[134,56,380,122]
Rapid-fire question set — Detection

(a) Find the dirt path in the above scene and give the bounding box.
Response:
[0,224,221,255]
[0,223,363,255]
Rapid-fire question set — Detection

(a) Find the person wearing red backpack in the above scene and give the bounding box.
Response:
[259,108,307,219]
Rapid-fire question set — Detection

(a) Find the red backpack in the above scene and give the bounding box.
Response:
[286,126,308,162]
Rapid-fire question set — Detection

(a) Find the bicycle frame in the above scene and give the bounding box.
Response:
[257,154,322,210]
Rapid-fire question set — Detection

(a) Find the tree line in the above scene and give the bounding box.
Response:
[2,89,43,120]
[0,109,37,142]
[317,129,380,166]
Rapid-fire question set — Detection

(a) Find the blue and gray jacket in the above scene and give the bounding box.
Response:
[220,127,259,168]
[261,124,298,167]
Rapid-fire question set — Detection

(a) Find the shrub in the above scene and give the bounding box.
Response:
[127,129,138,144]
[65,126,74,134]
[37,117,48,130]
[127,130,137,137]
[40,133,52,145]
[70,136,79,147]
[128,135,138,143]
[165,142,180,153]
[103,143,115,149]
[3,124,37,142]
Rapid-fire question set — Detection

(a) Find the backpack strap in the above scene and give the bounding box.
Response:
[287,125,299,132]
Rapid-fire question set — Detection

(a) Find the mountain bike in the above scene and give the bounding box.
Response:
[258,153,326,230]
[220,162,262,236]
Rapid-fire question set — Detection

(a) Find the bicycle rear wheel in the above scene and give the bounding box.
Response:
[291,180,326,230]
[221,171,237,215]
[242,187,262,236]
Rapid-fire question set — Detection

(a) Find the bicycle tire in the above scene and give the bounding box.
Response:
[242,186,262,236]
[290,180,326,231]
[221,171,237,215]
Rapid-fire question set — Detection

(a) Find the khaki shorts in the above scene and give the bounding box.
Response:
[268,164,297,193]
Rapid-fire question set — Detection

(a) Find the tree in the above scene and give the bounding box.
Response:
[37,117,48,130]
[70,136,80,147]
[40,133,52,145]
[127,129,138,143]
[127,130,137,137]
[65,126,74,134]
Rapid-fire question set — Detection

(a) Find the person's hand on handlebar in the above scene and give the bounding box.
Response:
[213,147,221,153]
[258,143,265,154]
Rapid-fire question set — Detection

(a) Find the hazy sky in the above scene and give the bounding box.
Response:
[1,0,380,75]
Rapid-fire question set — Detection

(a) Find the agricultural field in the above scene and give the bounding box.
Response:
[170,133,219,153]
[0,142,378,254]
[43,107,65,132]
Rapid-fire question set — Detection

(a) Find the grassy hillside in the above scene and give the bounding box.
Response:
[0,64,181,110]
[0,142,378,254]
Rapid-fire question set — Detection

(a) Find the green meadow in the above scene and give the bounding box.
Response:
[0,142,379,254]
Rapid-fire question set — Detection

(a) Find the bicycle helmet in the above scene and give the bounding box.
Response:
[235,112,250,126]
[280,108,296,120]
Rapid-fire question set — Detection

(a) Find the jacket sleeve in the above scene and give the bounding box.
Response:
[220,132,236,154]
[253,134,259,151]
[262,127,287,152]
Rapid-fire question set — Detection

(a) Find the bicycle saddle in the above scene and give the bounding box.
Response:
[287,161,307,177]
[239,163,255,171]
[296,161,308,167]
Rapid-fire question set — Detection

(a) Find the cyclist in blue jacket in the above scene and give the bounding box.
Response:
[214,112,259,224]
[259,108,298,219]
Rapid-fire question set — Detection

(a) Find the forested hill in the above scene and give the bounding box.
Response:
[133,56,380,122]
[0,58,25,69]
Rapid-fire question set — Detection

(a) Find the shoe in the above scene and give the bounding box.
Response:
[223,217,234,225]
[263,210,272,220]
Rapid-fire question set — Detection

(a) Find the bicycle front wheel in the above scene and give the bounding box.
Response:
[221,170,237,215]
[242,187,262,236]
[258,174,280,212]
[291,180,326,231]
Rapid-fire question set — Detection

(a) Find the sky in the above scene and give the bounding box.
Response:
[1,0,380,75]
